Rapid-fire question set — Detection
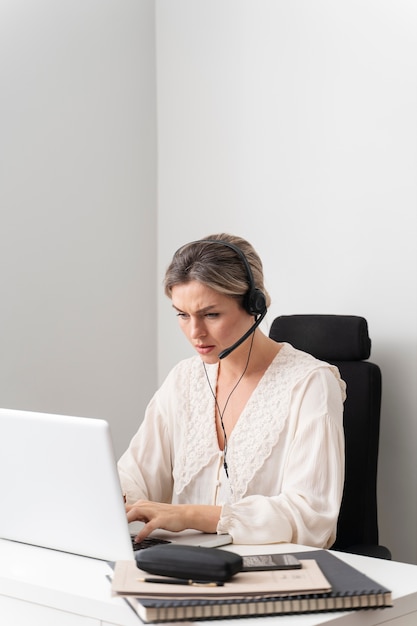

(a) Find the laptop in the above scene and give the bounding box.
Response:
[0,407,232,561]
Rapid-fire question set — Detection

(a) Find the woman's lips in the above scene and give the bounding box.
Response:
[195,344,215,355]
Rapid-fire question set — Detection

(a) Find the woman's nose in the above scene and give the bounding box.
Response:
[190,318,206,339]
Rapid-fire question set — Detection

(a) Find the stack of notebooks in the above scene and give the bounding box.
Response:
[110,550,392,623]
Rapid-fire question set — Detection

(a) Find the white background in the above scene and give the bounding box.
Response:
[0,0,157,459]
[1,1,416,565]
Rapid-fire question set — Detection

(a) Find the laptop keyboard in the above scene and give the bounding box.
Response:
[131,535,172,551]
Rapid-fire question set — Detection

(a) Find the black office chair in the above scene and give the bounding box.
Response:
[269,314,391,559]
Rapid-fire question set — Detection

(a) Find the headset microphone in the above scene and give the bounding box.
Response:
[218,307,267,359]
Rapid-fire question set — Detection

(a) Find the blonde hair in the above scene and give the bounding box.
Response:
[164,233,271,309]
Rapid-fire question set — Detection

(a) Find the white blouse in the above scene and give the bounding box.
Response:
[118,343,346,549]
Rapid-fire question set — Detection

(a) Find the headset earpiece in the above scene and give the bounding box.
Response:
[244,287,267,317]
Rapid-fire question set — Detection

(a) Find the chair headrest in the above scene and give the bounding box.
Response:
[269,315,371,361]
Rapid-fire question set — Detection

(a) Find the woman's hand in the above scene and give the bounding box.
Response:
[125,500,221,542]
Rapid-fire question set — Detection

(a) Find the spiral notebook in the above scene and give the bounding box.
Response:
[114,550,392,622]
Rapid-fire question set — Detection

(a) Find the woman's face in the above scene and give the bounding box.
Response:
[171,280,253,363]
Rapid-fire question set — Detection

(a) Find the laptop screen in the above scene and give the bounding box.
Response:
[0,408,232,561]
[0,408,134,561]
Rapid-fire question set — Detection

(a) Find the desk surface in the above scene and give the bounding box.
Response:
[1,538,417,626]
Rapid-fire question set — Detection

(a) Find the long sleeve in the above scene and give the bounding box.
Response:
[217,367,345,548]
[117,358,219,504]
[117,393,175,505]
[118,344,346,549]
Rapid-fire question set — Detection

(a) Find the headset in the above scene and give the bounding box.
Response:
[196,240,268,359]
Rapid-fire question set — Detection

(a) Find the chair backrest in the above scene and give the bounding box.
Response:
[269,314,390,557]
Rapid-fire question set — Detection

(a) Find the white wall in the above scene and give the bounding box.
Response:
[156,0,417,563]
[0,0,157,459]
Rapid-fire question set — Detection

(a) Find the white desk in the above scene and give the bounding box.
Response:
[1,538,417,626]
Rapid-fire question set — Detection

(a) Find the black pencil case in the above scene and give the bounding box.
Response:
[135,544,243,582]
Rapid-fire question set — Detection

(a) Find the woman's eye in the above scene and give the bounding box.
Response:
[175,311,218,320]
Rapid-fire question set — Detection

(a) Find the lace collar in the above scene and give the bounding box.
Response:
[173,343,344,500]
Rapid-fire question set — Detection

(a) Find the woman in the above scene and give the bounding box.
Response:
[118,234,346,548]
